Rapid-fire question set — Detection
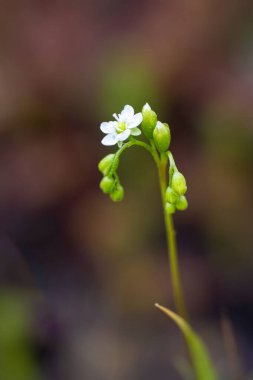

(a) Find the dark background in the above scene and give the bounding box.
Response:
[0,1,253,379]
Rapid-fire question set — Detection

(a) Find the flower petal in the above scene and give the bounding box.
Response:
[100,121,116,134]
[117,129,131,141]
[130,127,141,136]
[119,105,134,122]
[113,113,119,121]
[101,133,118,146]
[127,113,143,128]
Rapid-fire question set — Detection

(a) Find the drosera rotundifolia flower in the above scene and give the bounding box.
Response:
[98,103,188,214]
[98,103,219,380]
[100,105,143,147]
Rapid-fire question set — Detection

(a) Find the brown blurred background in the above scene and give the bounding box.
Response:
[0,0,253,379]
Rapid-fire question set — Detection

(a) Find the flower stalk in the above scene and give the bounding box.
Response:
[157,153,188,320]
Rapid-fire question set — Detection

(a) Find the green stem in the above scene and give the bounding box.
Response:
[130,138,159,164]
[114,140,155,160]
[158,153,188,320]
[115,141,135,158]
[109,140,187,319]
[109,140,159,177]
[108,141,135,177]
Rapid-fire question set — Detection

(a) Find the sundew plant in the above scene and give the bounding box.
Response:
[98,104,218,380]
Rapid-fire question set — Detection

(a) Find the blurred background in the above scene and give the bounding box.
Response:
[0,0,253,379]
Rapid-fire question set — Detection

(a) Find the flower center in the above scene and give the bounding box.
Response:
[116,122,126,133]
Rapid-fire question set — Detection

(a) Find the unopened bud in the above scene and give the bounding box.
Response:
[141,103,157,139]
[100,176,115,194]
[153,121,171,152]
[171,172,187,195]
[110,184,124,202]
[98,154,116,176]
[165,187,178,204]
[165,202,175,215]
[176,196,188,211]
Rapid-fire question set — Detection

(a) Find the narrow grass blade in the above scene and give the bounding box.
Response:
[155,303,218,380]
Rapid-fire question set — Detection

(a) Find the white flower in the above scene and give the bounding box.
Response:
[100,105,143,146]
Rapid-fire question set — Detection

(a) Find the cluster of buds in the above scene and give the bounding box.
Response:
[98,154,124,202]
[142,103,188,214]
[165,171,188,215]
[142,104,171,153]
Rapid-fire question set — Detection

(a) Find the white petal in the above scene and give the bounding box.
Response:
[127,113,143,128]
[101,133,118,146]
[130,127,141,136]
[117,129,131,141]
[100,121,116,134]
[119,105,134,122]
[113,113,119,121]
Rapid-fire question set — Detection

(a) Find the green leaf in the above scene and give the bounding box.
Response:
[155,303,219,380]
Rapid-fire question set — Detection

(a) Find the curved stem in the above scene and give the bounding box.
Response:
[108,139,188,319]
[130,138,159,164]
[115,141,136,158]
[109,140,159,177]
[108,141,135,177]
[158,153,188,320]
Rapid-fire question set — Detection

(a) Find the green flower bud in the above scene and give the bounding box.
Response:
[165,187,178,204]
[110,184,124,202]
[98,154,116,176]
[99,176,115,194]
[153,121,171,152]
[171,172,187,195]
[176,196,188,211]
[141,103,157,139]
[165,202,176,215]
